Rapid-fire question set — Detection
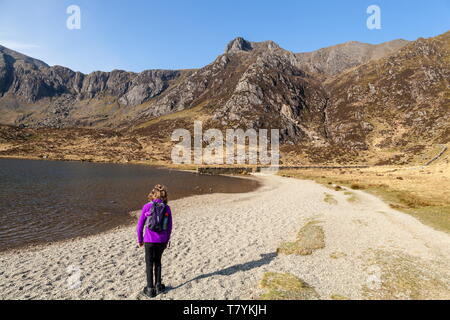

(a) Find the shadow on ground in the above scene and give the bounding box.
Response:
[167,252,277,292]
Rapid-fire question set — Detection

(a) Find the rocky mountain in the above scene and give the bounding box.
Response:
[0,37,409,132]
[295,39,409,76]
[325,32,450,155]
[133,37,330,143]
[0,31,449,164]
[0,45,182,104]
[0,44,183,127]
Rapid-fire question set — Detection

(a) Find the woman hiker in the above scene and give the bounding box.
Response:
[136,184,173,298]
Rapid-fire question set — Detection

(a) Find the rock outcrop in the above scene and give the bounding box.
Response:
[0,31,448,157]
[0,45,180,105]
[295,39,409,76]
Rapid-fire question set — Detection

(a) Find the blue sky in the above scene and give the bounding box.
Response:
[0,0,449,73]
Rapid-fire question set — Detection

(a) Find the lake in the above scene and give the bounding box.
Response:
[0,158,260,251]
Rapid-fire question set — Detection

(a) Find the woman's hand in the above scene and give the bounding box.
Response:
[138,242,144,248]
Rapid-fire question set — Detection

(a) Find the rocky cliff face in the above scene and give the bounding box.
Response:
[325,32,450,153]
[208,39,329,143]
[0,32,448,159]
[0,45,180,104]
[295,39,409,76]
[0,45,182,127]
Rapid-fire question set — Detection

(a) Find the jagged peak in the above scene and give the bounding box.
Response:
[225,37,253,53]
[0,44,49,68]
[225,37,283,55]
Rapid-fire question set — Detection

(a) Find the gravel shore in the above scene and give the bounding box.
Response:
[1,173,449,300]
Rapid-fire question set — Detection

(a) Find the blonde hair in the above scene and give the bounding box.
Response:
[148,184,168,204]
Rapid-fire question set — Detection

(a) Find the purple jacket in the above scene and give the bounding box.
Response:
[136,199,172,244]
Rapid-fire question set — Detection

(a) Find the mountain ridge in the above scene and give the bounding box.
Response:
[0,31,449,165]
[0,36,412,130]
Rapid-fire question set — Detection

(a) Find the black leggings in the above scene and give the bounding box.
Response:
[144,243,166,288]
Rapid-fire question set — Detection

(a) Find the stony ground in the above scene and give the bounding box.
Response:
[1,173,449,300]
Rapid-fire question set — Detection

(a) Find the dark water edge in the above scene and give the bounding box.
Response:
[0,158,260,252]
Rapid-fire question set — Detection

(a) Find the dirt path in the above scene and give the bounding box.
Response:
[1,173,449,300]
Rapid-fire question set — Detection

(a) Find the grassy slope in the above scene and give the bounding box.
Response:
[279,149,450,233]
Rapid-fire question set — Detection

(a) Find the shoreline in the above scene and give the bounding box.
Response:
[1,175,265,255]
[1,173,449,300]
[0,154,193,171]
[0,157,262,254]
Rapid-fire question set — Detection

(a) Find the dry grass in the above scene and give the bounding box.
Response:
[324,193,338,205]
[259,272,319,300]
[344,191,360,203]
[330,251,347,259]
[277,221,325,255]
[280,154,450,233]
[362,249,450,300]
[134,102,208,130]
[330,294,350,300]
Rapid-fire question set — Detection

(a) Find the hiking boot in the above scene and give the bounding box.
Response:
[142,286,156,298]
[156,283,166,294]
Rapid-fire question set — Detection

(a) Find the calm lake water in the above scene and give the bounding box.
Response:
[0,158,260,251]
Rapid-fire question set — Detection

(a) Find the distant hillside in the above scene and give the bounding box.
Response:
[0,37,409,134]
[295,39,409,76]
[324,31,450,162]
[0,32,449,165]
